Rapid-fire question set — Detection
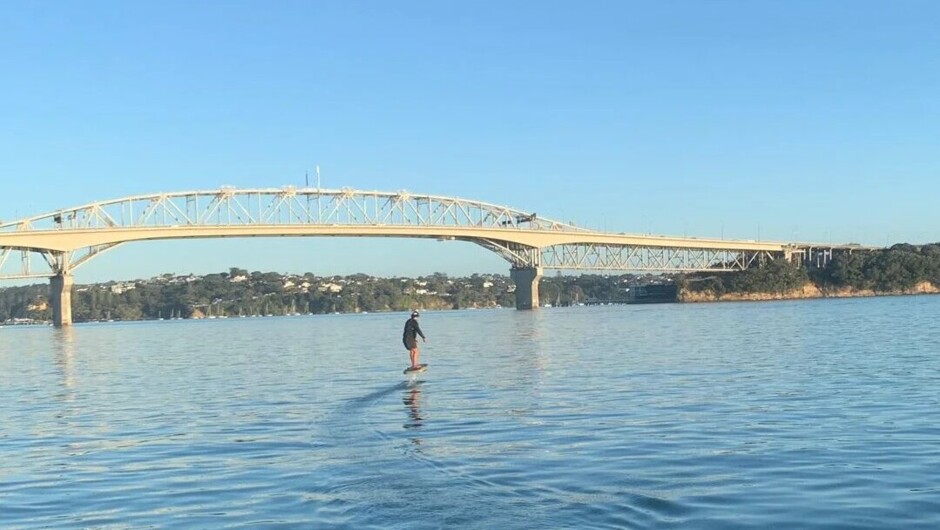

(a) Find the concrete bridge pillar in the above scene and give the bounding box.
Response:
[50,273,74,328]
[510,267,543,310]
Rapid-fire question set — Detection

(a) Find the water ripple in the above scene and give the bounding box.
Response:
[4,300,940,528]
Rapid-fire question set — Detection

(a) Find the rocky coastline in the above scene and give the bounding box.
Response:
[679,281,940,303]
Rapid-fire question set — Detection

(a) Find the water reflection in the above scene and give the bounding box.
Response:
[53,327,77,398]
[403,382,424,445]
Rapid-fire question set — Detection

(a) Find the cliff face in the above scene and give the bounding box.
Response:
[679,281,940,303]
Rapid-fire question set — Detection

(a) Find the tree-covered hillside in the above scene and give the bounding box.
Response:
[6,243,937,323]
[0,269,662,323]
[681,243,940,296]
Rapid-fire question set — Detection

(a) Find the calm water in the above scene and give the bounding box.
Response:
[3,296,940,529]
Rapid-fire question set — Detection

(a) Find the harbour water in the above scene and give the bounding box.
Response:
[3,296,940,528]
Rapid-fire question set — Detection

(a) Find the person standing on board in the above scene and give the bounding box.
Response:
[403,311,427,369]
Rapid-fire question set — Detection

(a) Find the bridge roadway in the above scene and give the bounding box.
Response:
[0,224,792,254]
[0,187,872,326]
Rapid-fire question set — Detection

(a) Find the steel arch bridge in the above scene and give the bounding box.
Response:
[0,186,862,325]
[0,187,796,277]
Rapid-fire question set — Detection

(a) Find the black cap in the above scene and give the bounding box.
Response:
[411,311,420,317]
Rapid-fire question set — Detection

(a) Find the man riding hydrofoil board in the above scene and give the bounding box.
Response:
[403,310,427,371]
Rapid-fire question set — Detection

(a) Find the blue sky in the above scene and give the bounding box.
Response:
[1,1,939,282]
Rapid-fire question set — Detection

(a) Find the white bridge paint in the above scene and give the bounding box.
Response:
[0,187,876,326]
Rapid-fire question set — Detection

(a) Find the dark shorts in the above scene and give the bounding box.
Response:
[403,337,417,350]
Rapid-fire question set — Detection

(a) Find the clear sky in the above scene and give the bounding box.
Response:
[1,1,939,283]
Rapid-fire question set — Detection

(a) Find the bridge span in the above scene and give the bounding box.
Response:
[0,187,871,326]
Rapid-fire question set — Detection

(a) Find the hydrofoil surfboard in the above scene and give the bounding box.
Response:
[403,363,428,374]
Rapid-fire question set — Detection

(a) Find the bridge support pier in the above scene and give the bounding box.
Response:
[510,267,543,310]
[50,273,74,328]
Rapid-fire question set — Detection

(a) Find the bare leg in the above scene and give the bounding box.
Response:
[410,347,419,368]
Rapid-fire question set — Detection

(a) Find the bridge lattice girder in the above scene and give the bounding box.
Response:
[0,187,836,279]
[539,243,776,272]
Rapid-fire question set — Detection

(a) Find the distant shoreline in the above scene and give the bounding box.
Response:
[678,281,940,303]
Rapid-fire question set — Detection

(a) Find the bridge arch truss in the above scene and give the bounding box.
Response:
[0,187,803,280]
[0,186,879,326]
[0,187,579,279]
